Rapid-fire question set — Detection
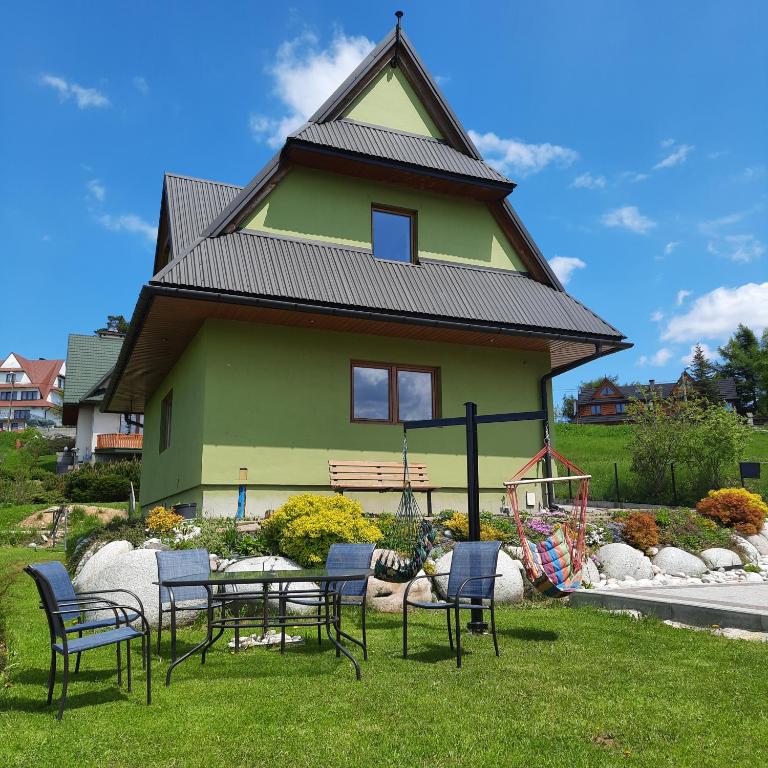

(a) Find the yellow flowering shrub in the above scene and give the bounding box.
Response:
[263,493,383,566]
[696,487,768,535]
[444,512,499,542]
[146,505,183,535]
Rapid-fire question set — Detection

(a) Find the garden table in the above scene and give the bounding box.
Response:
[158,568,372,684]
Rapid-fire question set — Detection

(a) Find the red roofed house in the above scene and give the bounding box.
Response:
[0,353,66,431]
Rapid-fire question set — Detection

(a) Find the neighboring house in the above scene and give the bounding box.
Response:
[63,333,143,463]
[0,352,66,430]
[104,25,630,516]
[575,375,739,424]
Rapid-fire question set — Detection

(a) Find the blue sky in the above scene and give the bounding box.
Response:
[1,1,766,409]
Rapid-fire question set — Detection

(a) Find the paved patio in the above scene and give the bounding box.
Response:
[571,583,768,631]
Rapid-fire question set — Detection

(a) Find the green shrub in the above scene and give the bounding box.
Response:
[172,518,271,559]
[66,517,147,572]
[64,460,141,502]
[264,494,383,567]
[655,508,732,553]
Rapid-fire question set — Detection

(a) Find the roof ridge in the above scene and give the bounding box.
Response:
[165,171,243,189]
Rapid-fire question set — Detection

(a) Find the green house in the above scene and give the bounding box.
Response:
[105,27,629,517]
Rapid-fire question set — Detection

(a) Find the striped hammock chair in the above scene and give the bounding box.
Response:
[373,436,436,583]
[505,444,591,598]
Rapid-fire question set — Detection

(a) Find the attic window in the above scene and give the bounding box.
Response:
[372,205,416,263]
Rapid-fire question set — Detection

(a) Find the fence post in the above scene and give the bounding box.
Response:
[614,462,620,505]
[670,462,678,506]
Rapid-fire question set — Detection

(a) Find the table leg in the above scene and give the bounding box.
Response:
[324,586,361,681]
[166,586,217,687]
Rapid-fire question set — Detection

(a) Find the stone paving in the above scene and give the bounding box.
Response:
[571,583,768,631]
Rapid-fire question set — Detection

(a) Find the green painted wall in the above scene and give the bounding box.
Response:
[197,319,549,497]
[139,328,207,509]
[343,68,442,138]
[244,167,524,271]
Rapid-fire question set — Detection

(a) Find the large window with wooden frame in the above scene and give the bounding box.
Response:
[371,205,417,263]
[351,361,439,424]
[159,390,173,453]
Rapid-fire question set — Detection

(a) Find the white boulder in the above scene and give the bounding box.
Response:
[74,540,135,584]
[733,535,761,564]
[761,521,768,539]
[431,549,524,604]
[581,558,600,587]
[594,543,653,581]
[223,555,317,615]
[74,548,171,628]
[700,548,742,569]
[651,547,708,577]
[745,572,765,583]
[745,534,768,556]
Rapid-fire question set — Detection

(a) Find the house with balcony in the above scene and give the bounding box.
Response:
[104,24,630,516]
[575,375,739,424]
[63,333,143,462]
[0,353,66,430]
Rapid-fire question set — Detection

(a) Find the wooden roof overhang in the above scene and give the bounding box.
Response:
[103,285,631,414]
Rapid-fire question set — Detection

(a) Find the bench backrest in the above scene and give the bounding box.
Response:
[329,460,432,490]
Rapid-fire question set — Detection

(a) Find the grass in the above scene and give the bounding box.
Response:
[1,548,767,767]
[555,422,768,503]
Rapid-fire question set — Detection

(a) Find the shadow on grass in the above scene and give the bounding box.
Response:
[499,627,558,642]
[401,643,457,664]
[0,687,127,716]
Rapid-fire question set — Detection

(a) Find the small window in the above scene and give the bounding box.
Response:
[371,206,416,263]
[616,403,626,414]
[591,405,601,415]
[600,386,613,396]
[13,410,30,420]
[352,362,438,424]
[159,390,173,453]
[5,373,16,383]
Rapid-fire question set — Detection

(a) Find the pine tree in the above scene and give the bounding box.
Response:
[688,344,721,402]
[94,314,129,336]
[717,325,765,414]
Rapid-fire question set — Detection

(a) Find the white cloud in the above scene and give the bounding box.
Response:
[651,310,664,322]
[98,213,157,243]
[601,206,656,234]
[39,74,110,108]
[680,343,717,366]
[133,76,149,95]
[86,179,106,202]
[653,142,694,170]
[638,347,674,367]
[676,289,691,306]
[469,130,578,177]
[698,211,746,235]
[548,256,586,285]
[621,171,649,183]
[662,282,768,342]
[707,234,765,263]
[664,241,680,255]
[250,32,375,147]
[571,172,606,190]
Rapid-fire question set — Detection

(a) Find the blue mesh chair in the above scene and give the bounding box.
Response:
[402,541,502,668]
[282,543,375,659]
[156,549,226,661]
[25,562,151,720]
[23,561,144,673]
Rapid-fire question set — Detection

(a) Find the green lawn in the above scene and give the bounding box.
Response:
[555,422,768,503]
[1,548,766,767]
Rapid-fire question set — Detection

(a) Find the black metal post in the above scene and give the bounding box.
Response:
[614,462,620,505]
[464,402,486,634]
[670,462,678,506]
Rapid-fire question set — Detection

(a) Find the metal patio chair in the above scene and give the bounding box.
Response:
[25,562,151,720]
[155,548,231,661]
[23,560,145,673]
[281,543,375,659]
[402,540,502,667]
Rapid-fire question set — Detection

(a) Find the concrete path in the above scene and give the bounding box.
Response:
[570,583,768,631]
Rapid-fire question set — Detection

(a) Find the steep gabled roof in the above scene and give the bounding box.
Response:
[0,354,63,399]
[63,334,123,405]
[195,26,564,290]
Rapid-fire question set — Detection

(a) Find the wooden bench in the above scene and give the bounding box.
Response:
[329,460,438,516]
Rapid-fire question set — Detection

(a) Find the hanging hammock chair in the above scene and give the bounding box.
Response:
[504,444,591,598]
[373,435,436,583]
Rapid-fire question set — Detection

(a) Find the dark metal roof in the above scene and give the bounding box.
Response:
[164,173,242,256]
[577,378,738,405]
[289,120,512,186]
[152,230,624,341]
